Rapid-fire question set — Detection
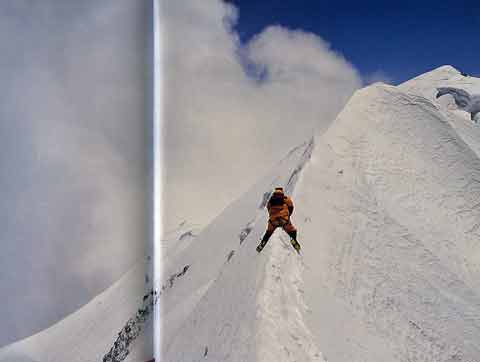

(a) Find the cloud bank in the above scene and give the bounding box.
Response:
[0,1,150,347]
[161,0,362,227]
[1,0,361,347]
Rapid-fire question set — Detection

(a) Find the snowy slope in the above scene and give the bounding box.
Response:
[400,65,480,100]
[296,75,480,361]
[159,139,326,361]
[4,66,480,362]
[0,258,155,362]
[0,218,204,362]
[161,66,480,362]
[161,221,203,263]
[0,217,201,362]
[400,65,480,156]
[0,140,320,362]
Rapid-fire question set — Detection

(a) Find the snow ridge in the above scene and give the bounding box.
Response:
[256,138,326,362]
[161,138,318,362]
[162,68,480,361]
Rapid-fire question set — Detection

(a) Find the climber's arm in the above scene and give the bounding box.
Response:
[286,197,294,215]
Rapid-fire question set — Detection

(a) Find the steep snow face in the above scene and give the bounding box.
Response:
[295,83,480,362]
[0,222,201,362]
[0,259,155,362]
[400,66,480,161]
[161,67,480,362]
[400,66,480,122]
[159,140,326,361]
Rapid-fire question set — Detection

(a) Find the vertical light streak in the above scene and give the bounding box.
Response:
[153,0,163,360]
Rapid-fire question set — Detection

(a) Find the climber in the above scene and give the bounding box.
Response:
[256,187,301,254]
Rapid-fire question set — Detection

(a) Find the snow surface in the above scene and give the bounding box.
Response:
[159,139,325,361]
[0,258,155,362]
[160,66,480,362]
[3,65,480,362]
[297,80,480,362]
[400,65,480,123]
[161,221,203,263]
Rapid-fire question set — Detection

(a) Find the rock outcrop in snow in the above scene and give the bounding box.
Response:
[0,258,155,362]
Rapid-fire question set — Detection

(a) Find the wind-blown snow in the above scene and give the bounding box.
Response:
[400,66,480,157]
[401,65,480,121]
[436,87,480,121]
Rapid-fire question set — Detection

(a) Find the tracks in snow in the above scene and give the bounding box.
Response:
[256,232,326,362]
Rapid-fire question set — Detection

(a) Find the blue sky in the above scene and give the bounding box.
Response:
[227,0,479,84]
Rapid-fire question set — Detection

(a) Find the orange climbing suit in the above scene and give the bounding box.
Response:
[266,192,297,234]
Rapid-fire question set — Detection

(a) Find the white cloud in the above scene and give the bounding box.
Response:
[363,70,394,85]
[0,0,361,346]
[161,0,362,227]
[0,0,150,346]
